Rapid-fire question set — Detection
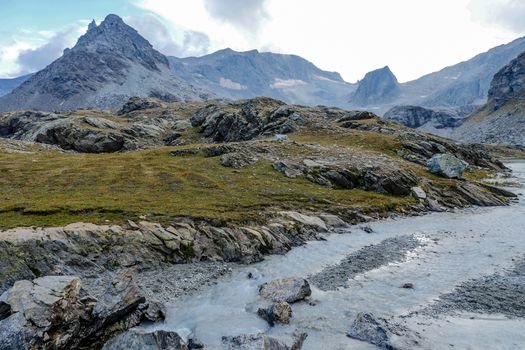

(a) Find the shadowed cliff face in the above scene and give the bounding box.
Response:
[453,51,525,146]
[488,51,525,111]
[350,66,400,106]
[0,14,212,112]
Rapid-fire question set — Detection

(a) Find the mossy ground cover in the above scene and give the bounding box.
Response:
[0,144,414,229]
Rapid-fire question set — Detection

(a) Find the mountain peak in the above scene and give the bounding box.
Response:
[350,66,400,106]
[88,19,97,31]
[0,13,210,112]
[73,14,168,71]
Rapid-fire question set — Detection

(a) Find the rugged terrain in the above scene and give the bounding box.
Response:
[349,36,525,113]
[0,96,520,349]
[453,50,525,146]
[0,15,210,112]
[2,27,525,115]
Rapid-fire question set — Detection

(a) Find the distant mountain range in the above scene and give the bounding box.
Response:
[349,36,525,114]
[1,13,525,132]
[0,74,32,97]
[168,48,354,107]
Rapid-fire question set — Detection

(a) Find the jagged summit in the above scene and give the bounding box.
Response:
[74,14,168,71]
[350,66,400,106]
[0,14,210,112]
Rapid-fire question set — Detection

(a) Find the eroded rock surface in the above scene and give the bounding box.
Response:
[0,272,162,350]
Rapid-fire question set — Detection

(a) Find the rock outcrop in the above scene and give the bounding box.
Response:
[0,272,163,350]
[0,15,211,112]
[383,105,477,131]
[190,98,302,142]
[0,106,193,152]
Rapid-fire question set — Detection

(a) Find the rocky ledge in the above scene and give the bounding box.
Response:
[0,272,164,350]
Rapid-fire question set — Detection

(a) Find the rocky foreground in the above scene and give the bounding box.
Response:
[0,96,520,349]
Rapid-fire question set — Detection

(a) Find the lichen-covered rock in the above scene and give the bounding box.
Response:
[427,153,467,179]
[259,278,311,303]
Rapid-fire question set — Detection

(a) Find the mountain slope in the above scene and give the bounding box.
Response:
[0,15,211,112]
[168,48,355,107]
[0,74,32,97]
[349,36,525,113]
[453,51,525,146]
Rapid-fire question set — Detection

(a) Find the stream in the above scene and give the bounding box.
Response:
[148,161,525,349]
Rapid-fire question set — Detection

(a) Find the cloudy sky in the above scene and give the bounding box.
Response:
[0,0,524,82]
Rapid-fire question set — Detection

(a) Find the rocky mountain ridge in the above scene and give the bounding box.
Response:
[168,48,354,107]
[349,36,525,113]
[0,15,211,112]
[453,51,525,146]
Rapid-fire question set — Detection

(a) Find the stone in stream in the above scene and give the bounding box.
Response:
[347,313,395,350]
[426,153,467,179]
[257,300,293,326]
[401,283,415,289]
[259,278,311,303]
[361,225,374,233]
[222,332,307,350]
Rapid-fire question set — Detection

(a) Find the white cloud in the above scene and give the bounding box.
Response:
[125,13,210,57]
[202,0,269,34]
[0,23,86,77]
[469,0,525,34]
[137,0,519,83]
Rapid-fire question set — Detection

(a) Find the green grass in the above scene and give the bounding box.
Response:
[0,146,414,229]
[289,130,402,156]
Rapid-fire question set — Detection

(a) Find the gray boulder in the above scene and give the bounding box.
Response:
[257,300,293,326]
[102,330,189,350]
[222,332,307,350]
[347,313,394,350]
[259,278,311,303]
[427,153,467,179]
